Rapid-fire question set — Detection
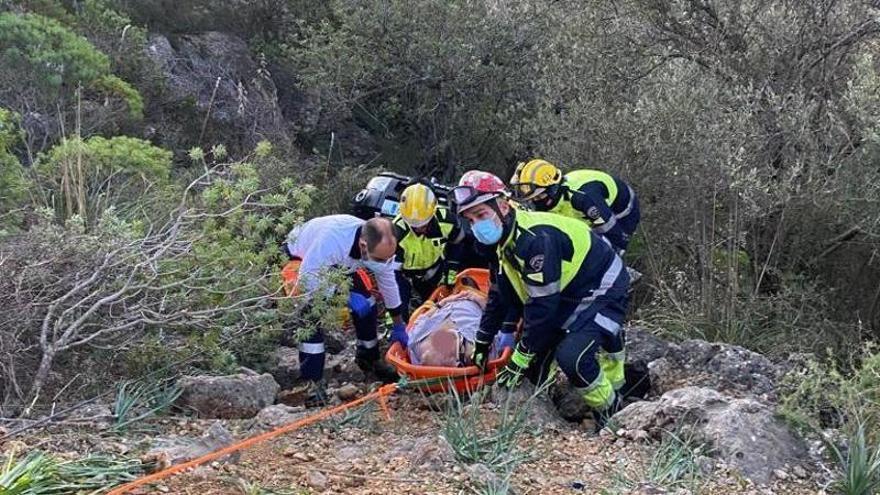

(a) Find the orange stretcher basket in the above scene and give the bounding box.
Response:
[385,268,512,393]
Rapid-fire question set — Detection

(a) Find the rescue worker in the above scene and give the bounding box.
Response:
[283,215,409,404]
[454,170,630,428]
[510,159,640,255]
[393,183,466,321]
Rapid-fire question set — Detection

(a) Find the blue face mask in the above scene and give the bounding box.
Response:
[472,215,503,245]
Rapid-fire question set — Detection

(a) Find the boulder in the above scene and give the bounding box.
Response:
[626,327,675,367]
[676,339,779,397]
[271,346,300,390]
[613,387,805,484]
[145,32,290,151]
[176,373,279,419]
[144,422,235,467]
[625,328,781,398]
[647,357,685,396]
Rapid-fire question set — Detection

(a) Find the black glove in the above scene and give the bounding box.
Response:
[471,339,491,370]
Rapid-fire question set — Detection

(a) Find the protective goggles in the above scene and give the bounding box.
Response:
[450,186,500,212]
[509,181,546,201]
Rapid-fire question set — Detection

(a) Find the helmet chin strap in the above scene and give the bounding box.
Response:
[487,198,516,245]
[542,184,563,209]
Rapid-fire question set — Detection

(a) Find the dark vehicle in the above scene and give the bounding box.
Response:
[350,172,453,220]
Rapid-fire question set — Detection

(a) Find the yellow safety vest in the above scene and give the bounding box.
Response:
[549,169,618,225]
[393,207,456,271]
[497,209,591,303]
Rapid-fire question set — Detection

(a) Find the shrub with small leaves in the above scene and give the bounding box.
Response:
[0,12,143,118]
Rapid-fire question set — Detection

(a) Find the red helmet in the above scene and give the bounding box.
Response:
[452,170,506,213]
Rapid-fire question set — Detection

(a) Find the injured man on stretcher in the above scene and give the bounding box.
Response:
[406,281,511,367]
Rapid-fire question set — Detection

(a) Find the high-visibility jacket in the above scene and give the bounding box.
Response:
[476,209,627,354]
[546,169,637,252]
[393,206,464,275]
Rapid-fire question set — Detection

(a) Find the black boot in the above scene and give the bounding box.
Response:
[356,347,399,384]
[304,380,328,408]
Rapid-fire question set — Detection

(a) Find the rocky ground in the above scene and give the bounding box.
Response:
[2,327,834,494]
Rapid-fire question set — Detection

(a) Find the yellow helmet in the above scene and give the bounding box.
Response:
[510,159,562,200]
[399,183,437,228]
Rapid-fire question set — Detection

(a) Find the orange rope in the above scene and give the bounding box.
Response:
[106,383,398,495]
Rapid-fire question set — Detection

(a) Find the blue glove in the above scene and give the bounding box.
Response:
[390,321,409,348]
[497,332,516,350]
[348,292,372,319]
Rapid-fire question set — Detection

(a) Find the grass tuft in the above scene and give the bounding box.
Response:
[0,449,143,494]
[112,380,182,431]
[440,381,551,494]
[823,419,880,495]
[606,427,706,493]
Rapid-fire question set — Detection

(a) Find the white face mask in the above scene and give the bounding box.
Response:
[360,243,395,273]
[363,258,394,274]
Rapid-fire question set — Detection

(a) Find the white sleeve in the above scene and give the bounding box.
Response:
[296,254,329,299]
[374,268,402,310]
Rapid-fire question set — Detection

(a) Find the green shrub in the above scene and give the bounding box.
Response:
[0,450,143,494]
[35,135,172,224]
[0,108,29,232]
[780,348,880,440]
[824,419,880,495]
[0,11,143,119]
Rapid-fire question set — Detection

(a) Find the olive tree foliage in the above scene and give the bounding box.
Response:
[289,0,557,179]
[0,143,314,414]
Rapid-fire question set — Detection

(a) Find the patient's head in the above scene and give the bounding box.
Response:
[419,325,464,367]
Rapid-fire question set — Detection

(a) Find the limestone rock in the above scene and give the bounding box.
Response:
[271,346,300,390]
[176,373,279,419]
[145,32,290,151]
[612,387,805,484]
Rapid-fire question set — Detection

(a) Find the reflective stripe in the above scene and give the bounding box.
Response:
[526,280,561,298]
[300,342,325,354]
[562,255,624,329]
[573,339,597,387]
[615,185,636,220]
[594,313,622,336]
[422,263,441,281]
[580,369,605,393]
[357,338,379,349]
[592,215,618,234]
